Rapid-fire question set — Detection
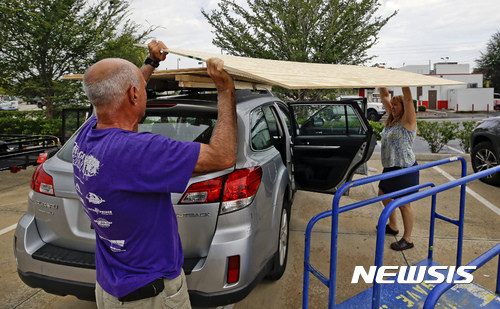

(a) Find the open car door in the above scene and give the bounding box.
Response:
[288,99,376,193]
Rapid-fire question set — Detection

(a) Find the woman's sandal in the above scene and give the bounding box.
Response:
[376,224,399,235]
[385,225,399,236]
[390,238,414,251]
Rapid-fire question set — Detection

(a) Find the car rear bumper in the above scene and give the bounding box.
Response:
[14,212,97,300]
[18,269,96,301]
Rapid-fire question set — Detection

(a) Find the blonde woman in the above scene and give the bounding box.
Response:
[378,87,419,251]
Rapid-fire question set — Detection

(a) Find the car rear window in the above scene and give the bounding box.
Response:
[58,113,217,163]
[138,115,216,143]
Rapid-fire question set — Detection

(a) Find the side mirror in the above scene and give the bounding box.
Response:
[313,117,324,127]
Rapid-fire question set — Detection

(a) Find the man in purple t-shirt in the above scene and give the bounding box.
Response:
[72,40,236,308]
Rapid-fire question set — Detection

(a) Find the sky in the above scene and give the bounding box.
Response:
[121,0,500,72]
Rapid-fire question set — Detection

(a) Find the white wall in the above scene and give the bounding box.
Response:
[434,63,470,74]
[397,65,430,74]
[449,88,494,111]
[430,74,483,87]
[386,65,493,110]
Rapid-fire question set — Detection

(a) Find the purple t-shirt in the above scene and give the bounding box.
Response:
[72,116,200,298]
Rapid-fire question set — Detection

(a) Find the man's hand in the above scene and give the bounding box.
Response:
[206,58,234,92]
[148,40,167,63]
[141,40,167,82]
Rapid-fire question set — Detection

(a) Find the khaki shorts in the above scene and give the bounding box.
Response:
[95,270,191,309]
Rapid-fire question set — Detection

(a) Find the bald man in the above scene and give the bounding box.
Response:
[72,40,236,308]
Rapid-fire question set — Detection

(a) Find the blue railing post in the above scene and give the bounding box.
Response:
[497,254,500,295]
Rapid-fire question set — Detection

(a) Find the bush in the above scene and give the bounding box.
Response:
[417,120,458,153]
[0,110,62,137]
[418,105,426,112]
[455,121,476,153]
[368,120,384,140]
[372,119,477,154]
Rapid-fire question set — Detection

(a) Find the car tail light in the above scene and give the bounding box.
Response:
[179,167,263,214]
[179,176,224,203]
[221,167,262,214]
[227,255,240,284]
[30,164,55,196]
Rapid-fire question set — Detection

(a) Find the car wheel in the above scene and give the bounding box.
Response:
[367,110,379,121]
[471,141,500,186]
[266,200,290,280]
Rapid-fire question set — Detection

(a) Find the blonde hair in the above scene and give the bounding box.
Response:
[385,95,405,127]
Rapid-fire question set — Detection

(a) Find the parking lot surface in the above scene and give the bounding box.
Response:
[1,153,499,309]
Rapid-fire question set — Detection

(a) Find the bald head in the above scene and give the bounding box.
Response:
[83,58,142,111]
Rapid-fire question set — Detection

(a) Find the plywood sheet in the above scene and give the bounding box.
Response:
[65,45,466,90]
[165,47,465,89]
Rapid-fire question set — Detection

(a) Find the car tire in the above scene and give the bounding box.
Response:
[367,110,379,121]
[471,141,500,186]
[266,200,290,281]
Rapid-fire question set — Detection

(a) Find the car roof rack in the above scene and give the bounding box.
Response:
[63,68,273,93]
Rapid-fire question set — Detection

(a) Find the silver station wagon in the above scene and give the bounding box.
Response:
[14,89,375,307]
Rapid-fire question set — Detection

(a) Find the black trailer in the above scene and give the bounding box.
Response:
[0,134,60,172]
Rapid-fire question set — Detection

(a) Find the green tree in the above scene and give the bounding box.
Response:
[475,31,500,92]
[202,0,397,100]
[0,0,154,118]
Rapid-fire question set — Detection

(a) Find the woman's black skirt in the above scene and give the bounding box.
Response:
[378,162,420,199]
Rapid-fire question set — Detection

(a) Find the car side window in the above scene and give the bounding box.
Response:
[292,104,365,136]
[277,105,293,137]
[262,105,283,138]
[250,108,273,150]
[346,105,365,135]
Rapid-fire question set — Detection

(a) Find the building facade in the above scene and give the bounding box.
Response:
[390,63,494,111]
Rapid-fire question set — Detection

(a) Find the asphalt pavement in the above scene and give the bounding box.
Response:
[2,152,499,309]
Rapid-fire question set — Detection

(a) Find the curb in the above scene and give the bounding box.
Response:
[416,111,448,119]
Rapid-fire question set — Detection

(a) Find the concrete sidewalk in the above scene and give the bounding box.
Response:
[235,152,500,308]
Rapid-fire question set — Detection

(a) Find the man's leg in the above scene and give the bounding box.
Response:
[159,270,191,309]
[94,271,191,309]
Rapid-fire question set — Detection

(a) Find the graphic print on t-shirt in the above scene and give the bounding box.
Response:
[72,141,124,252]
[72,141,101,178]
[86,192,105,204]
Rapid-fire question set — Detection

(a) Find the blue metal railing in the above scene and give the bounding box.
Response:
[303,156,469,309]
[423,242,500,308]
[372,164,500,308]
